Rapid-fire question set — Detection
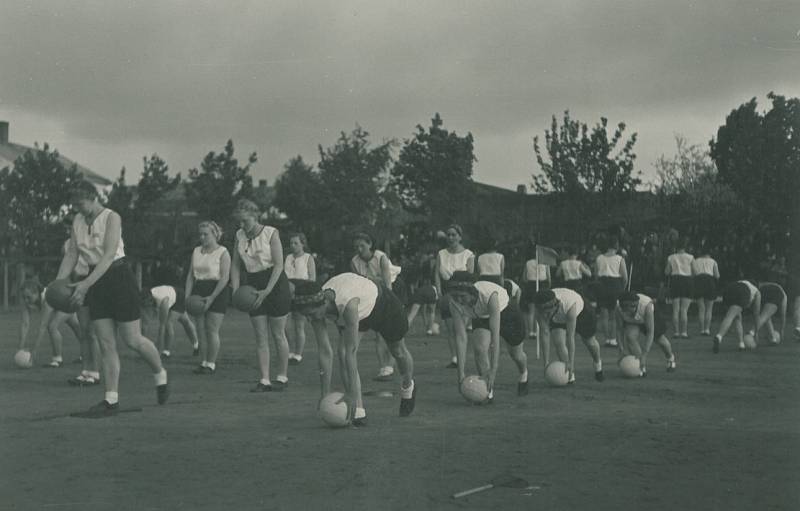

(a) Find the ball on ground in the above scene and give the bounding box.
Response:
[544,361,569,387]
[186,295,206,316]
[319,392,350,427]
[460,375,489,404]
[232,285,259,312]
[14,350,33,369]
[743,333,757,349]
[45,279,79,313]
[619,355,641,378]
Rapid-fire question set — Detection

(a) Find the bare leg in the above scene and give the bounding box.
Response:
[268,315,290,381]
[204,312,224,364]
[250,315,271,382]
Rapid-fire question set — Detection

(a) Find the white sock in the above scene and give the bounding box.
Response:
[594,360,603,372]
[294,355,302,362]
[354,407,366,419]
[260,378,271,386]
[192,343,199,349]
[88,371,100,380]
[201,360,209,368]
[161,350,171,357]
[289,352,296,359]
[451,356,457,364]
[400,380,414,399]
[206,362,216,370]
[519,370,528,383]
[105,392,119,405]
[53,356,63,363]
[81,369,90,377]
[154,369,168,386]
[275,375,288,384]
[488,389,494,399]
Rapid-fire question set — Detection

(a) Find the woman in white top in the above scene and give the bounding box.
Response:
[665,239,694,338]
[284,232,316,365]
[230,199,292,392]
[594,237,628,348]
[186,221,231,375]
[61,181,168,417]
[476,239,505,286]
[520,244,552,341]
[691,246,720,336]
[351,232,399,380]
[435,224,475,368]
[555,246,592,294]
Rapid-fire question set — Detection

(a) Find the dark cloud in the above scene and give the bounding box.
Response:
[1,1,798,188]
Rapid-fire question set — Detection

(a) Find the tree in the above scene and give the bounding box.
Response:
[317,126,393,230]
[135,154,180,212]
[186,140,256,225]
[0,143,82,256]
[533,111,641,195]
[273,156,327,238]
[653,135,741,242]
[105,167,134,219]
[392,113,476,226]
[710,93,800,247]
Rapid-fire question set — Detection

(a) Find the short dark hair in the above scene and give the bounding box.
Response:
[533,289,556,306]
[289,279,325,310]
[70,180,98,202]
[619,292,639,304]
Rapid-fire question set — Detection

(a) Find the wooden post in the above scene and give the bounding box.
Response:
[3,259,8,312]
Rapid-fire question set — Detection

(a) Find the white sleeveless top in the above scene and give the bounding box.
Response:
[72,209,125,266]
[692,257,718,277]
[524,260,549,281]
[667,253,694,276]
[549,288,585,323]
[150,285,177,309]
[471,281,509,318]
[620,293,653,325]
[506,278,521,298]
[236,226,277,273]
[477,253,504,276]
[192,245,228,281]
[285,253,312,280]
[351,250,400,283]
[323,273,378,325]
[64,238,90,277]
[438,248,474,281]
[559,259,584,281]
[596,254,623,278]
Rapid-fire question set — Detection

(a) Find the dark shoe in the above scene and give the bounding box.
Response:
[156,383,170,405]
[71,357,83,364]
[250,382,273,393]
[83,400,119,418]
[288,358,301,366]
[272,379,288,391]
[68,375,100,386]
[446,361,458,369]
[517,380,529,396]
[193,366,214,375]
[160,351,171,359]
[712,336,720,354]
[399,384,417,417]
[192,345,200,357]
[352,416,368,427]
[595,370,605,382]
[666,356,677,372]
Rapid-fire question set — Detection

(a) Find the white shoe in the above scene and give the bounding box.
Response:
[604,339,618,348]
[431,323,440,335]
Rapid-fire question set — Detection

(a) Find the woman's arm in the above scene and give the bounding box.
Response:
[307,255,317,282]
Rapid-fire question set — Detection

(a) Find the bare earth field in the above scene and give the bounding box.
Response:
[1,309,799,511]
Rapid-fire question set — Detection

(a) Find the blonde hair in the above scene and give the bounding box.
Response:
[198,220,223,242]
[233,199,260,219]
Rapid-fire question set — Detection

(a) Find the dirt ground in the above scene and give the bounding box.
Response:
[1,308,799,511]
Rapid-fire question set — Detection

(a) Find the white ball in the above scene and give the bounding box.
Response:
[319,392,350,428]
[619,355,641,378]
[544,361,569,387]
[743,333,757,350]
[14,350,33,369]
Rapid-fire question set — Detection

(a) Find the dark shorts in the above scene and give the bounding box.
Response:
[562,279,584,294]
[521,281,550,306]
[410,284,438,305]
[625,305,667,339]
[85,259,140,322]
[669,275,694,299]
[191,280,230,314]
[693,275,718,301]
[245,268,291,317]
[359,284,408,343]
[761,283,785,307]
[597,277,624,310]
[170,285,186,314]
[392,276,409,306]
[472,302,525,346]
[723,282,753,309]
[550,306,597,339]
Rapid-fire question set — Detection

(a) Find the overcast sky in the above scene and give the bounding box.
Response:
[1,1,798,190]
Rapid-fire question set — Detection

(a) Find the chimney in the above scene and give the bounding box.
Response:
[258,179,267,189]
[516,184,527,195]
[0,121,8,144]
